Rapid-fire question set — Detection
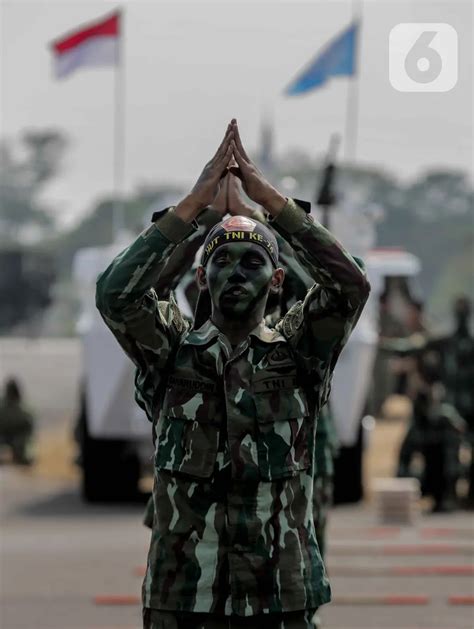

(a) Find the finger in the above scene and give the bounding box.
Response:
[228,172,242,196]
[228,166,243,181]
[212,124,233,162]
[232,144,249,171]
[214,172,229,204]
[231,120,250,161]
[213,130,234,165]
[212,144,234,186]
[216,141,235,170]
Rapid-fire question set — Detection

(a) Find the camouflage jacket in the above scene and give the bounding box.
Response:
[155,204,339,478]
[96,198,370,616]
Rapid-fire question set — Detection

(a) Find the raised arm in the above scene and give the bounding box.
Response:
[153,206,226,298]
[270,198,370,346]
[96,123,235,409]
[231,119,370,402]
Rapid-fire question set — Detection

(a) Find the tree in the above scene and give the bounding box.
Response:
[0,130,67,241]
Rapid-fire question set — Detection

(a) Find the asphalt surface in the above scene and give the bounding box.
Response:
[1,339,473,628]
[1,465,473,629]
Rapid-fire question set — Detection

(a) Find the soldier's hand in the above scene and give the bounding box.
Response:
[229,119,286,216]
[210,171,230,217]
[175,123,234,221]
[227,172,254,217]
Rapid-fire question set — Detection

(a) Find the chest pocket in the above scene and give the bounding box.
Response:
[253,373,311,481]
[154,380,221,479]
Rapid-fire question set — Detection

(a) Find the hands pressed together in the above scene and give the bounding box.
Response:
[174,119,287,222]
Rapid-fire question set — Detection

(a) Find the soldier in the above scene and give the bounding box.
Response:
[383,296,472,510]
[96,119,370,628]
[420,383,466,512]
[429,296,474,506]
[220,178,338,560]
[0,377,34,465]
[145,173,338,562]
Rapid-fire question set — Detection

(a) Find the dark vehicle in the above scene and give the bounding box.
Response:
[0,247,55,333]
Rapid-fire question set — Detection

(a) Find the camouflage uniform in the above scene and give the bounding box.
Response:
[312,406,337,559]
[96,199,370,621]
[382,333,469,508]
[145,205,339,558]
[421,396,466,510]
[276,229,339,560]
[425,332,474,503]
[380,333,432,479]
[143,607,319,628]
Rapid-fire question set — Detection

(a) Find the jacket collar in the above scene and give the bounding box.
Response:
[184,318,285,346]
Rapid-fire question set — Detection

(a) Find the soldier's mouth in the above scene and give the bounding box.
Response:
[222,286,248,298]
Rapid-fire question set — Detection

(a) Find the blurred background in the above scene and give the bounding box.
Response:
[1,1,472,628]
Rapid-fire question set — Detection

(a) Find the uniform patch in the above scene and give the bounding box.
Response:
[253,376,298,393]
[267,347,292,365]
[221,216,257,232]
[168,376,217,393]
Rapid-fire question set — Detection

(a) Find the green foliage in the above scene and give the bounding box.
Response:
[275,153,472,321]
[0,130,67,241]
[370,169,473,316]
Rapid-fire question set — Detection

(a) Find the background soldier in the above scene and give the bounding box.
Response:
[96,119,370,628]
[428,296,474,506]
[383,295,472,510]
[0,377,35,465]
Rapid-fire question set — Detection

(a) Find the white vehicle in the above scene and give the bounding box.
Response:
[73,208,421,502]
[330,246,421,502]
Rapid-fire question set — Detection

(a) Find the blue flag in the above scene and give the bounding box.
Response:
[285,22,358,96]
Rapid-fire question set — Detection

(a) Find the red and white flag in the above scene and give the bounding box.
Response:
[51,12,120,79]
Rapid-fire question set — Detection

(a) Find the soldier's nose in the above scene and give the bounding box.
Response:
[228,266,246,283]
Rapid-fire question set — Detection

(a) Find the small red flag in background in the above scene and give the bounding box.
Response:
[50,12,120,79]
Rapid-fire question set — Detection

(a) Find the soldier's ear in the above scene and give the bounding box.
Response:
[196,265,208,291]
[270,267,285,294]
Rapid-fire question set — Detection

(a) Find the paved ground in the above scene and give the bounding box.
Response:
[1,339,473,628]
[2,464,473,629]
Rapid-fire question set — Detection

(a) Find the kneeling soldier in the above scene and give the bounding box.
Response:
[96,120,370,629]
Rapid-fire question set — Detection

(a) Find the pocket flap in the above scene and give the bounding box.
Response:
[254,388,309,423]
[164,387,222,425]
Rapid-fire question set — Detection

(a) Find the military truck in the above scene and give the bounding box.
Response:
[331,246,421,502]
[72,209,421,503]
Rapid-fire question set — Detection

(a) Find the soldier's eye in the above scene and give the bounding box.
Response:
[245,256,264,268]
[214,254,228,267]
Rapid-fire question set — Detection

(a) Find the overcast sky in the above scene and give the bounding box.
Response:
[1,0,472,228]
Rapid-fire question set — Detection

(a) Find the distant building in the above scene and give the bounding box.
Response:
[258,111,275,180]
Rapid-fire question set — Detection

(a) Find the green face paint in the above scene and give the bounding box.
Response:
[206,242,274,320]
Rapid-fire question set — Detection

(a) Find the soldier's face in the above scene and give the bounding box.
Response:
[203,243,280,319]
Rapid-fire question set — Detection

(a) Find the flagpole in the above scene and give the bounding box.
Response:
[344,0,362,162]
[112,8,125,241]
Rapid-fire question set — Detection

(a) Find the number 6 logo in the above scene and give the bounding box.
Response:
[389,23,458,92]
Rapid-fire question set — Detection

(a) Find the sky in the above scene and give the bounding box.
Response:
[1,0,472,228]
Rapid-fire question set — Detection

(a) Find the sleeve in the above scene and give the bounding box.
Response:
[153,207,222,297]
[95,209,197,418]
[273,198,371,405]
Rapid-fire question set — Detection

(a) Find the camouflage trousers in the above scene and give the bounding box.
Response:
[143,608,319,628]
[313,476,333,560]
